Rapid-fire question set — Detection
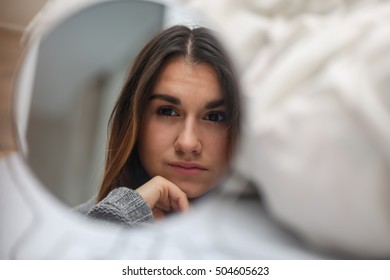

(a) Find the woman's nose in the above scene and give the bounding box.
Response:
[174,119,201,155]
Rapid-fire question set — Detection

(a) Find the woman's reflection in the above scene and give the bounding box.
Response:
[75,25,241,226]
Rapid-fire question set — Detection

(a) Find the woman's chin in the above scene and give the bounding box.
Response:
[180,183,216,199]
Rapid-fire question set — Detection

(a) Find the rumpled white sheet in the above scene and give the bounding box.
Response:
[175,0,390,256]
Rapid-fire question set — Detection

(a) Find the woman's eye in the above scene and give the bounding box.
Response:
[157,107,178,117]
[204,112,226,123]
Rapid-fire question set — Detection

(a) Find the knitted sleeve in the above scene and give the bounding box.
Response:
[86,187,153,227]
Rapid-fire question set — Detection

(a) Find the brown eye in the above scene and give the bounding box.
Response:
[157,106,178,116]
[204,111,226,123]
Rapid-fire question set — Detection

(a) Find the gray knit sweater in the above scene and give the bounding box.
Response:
[74,187,153,227]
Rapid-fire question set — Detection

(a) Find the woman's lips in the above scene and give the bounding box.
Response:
[168,162,207,175]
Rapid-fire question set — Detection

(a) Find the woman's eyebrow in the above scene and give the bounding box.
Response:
[205,99,225,109]
[149,94,181,105]
[150,94,224,109]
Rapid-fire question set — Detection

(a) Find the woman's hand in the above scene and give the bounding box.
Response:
[135,176,189,219]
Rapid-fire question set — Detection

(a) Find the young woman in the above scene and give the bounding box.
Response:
[77,25,241,226]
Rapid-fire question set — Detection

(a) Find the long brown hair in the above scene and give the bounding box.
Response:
[97,25,241,202]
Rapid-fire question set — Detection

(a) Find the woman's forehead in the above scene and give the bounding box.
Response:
[152,58,223,101]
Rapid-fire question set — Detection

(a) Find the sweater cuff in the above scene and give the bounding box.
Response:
[87,187,153,227]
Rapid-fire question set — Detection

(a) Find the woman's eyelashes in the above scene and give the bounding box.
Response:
[155,106,226,123]
[156,106,178,117]
[203,111,226,123]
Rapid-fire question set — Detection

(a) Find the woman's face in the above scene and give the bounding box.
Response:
[138,57,229,198]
